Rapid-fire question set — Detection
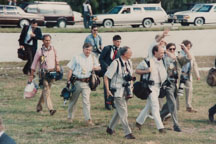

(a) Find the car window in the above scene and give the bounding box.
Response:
[6,6,17,14]
[196,5,213,12]
[0,6,3,14]
[133,7,142,12]
[108,6,122,14]
[191,4,203,12]
[121,8,131,14]
[38,4,54,14]
[25,5,38,13]
[144,7,162,11]
[54,5,72,15]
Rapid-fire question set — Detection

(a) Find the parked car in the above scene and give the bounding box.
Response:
[24,1,75,28]
[0,5,44,28]
[93,3,168,28]
[73,11,83,22]
[174,3,216,26]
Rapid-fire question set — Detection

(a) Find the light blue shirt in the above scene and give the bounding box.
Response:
[24,26,33,46]
[67,53,100,79]
[180,50,191,74]
[84,34,102,52]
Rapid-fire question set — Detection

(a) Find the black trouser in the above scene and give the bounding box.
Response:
[23,44,34,75]
[103,79,114,108]
[209,104,216,115]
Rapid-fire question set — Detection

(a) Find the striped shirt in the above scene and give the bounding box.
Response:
[67,53,100,79]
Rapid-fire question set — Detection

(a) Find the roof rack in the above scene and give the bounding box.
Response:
[33,1,67,5]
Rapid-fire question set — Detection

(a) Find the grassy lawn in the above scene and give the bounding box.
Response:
[2,25,216,33]
[0,57,216,144]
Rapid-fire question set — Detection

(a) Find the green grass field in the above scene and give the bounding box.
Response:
[0,56,216,144]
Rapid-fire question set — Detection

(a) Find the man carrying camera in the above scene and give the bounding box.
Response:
[29,34,60,116]
[160,43,192,132]
[66,43,100,126]
[99,35,121,110]
[104,46,136,139]
[84,25,103,59]
[136,45,167,133]
[177,40,200,113]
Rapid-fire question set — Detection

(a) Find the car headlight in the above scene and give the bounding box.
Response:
[183,15,190,19]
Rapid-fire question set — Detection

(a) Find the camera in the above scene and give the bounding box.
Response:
[123,74,136,82]
[106,88,116,105]
[123,74,136,99]
[177,74,189,96]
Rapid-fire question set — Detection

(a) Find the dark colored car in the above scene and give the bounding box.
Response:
[0,5,45,28]
[24,1,75,28]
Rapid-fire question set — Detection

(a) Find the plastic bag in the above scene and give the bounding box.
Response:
[24,81,38,99]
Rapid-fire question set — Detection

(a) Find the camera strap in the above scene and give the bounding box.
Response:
[140,58,151,82]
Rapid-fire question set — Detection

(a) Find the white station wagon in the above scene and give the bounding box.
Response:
[174,3,216,26]
[93,4,168,28]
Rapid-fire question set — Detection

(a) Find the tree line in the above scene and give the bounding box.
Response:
[1,0,216,14]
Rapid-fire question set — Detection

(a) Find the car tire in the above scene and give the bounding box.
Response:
[57,20,66,28]
[181,23,189,26]
[19,19,30,28]
[142,19,152,28]
[103,19,113,28]
[131,25,140,28]
[194,17,204,26]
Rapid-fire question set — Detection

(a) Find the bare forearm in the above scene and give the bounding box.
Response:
[104,76,110,91]
[67,70,73,82]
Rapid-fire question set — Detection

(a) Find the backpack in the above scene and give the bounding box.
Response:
[207,67,216,87]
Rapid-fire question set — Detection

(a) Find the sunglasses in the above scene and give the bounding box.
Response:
[169,48,176,51]
[93,29,98,31]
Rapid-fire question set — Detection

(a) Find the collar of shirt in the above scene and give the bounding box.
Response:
[81,53,90,59]
[42,45,52,51]
[153,56,161,63]
[0,131,4,137]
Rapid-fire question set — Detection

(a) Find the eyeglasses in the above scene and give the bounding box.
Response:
[169,48,176,51]
[93,29,98,31]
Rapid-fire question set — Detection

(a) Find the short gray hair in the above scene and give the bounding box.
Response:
[42,34,52,40]
[119,46,130,56]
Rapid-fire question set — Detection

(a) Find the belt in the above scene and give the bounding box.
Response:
[77,78,90,83]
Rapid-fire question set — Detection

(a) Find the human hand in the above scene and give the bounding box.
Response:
[56,65,60,72]
[20,45,24,49]
[30,33,36,37]
[106,90,113,98]
[28,75,34,83]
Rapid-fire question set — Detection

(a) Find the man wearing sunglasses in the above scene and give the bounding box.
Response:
[160,43,192,132]
[84,25,103,59]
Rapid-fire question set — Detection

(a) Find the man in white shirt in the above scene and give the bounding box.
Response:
[136,45,167,133]
[83,0,93,28]
[66,43,101,126]
[104,46,136,139]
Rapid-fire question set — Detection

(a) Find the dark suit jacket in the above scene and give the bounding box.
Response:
[0,133,16,144]
[18,25,42,55]
[99,45,120,76]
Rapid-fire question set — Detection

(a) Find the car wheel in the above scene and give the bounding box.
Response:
[58,20,66,28]
[142,19,152,28]
[194,17,204,26]
[181,23,190,26]
[103,19,113,28]
[19,19,29,28]
[131,25,140,28]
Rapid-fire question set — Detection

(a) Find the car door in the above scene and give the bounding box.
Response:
[115,6,132,25]
[4,6,19,25]
[0,6,4,25]
[130,7,143,24]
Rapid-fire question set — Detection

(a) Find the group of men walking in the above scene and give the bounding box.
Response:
[18,20,216,140]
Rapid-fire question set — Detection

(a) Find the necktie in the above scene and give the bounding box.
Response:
[112,48,118,60]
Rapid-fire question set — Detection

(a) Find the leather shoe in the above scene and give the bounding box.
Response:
[106,127,115,135]
[186,107,197,113]
[209,113,214,122]
[159,128,166,134]
[136,122,142,130]
[125,133,135,139]
[173,125,182,132]
[50,110,56,116]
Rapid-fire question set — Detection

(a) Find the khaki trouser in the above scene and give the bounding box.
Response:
[184,80,193,108]
[37,79,54,111]
[68,81,91,121]
[109,96,132,135]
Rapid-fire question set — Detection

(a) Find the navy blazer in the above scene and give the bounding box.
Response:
[99,45,120,76]
[0,133,16,144]
[18,25,42,54]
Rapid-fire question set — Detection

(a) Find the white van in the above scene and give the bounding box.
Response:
[93,3,168,28]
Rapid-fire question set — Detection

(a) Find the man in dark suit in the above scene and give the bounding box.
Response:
[99,35,121,110]
[18,19,42,75]
[0,117,16,144]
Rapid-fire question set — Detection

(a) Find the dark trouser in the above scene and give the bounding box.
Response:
[83,12,90,28]
[160,82,179,127]
[23,44,34,75]
[209,104,216,115]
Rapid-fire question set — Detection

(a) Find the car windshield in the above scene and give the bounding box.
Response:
[107,6,122,14]
[191,4,203,11]
[196,5,213,12]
